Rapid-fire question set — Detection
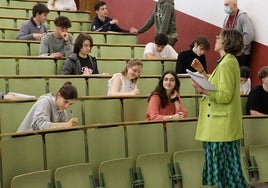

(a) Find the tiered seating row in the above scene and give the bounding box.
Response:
[1,116,268,188]
[0,118,201,188]
[0,6,90,21]
[0,40,144,57]
[0,94,201,134]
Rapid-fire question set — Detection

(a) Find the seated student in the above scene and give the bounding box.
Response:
[16,4,49,40]
[240,66,251,94]
[143,34,178,59]
[91,1,137,33]
[62,33,99,75]
[176,36,210,74]
[39,16,73,59]
[107,58,143,96]
[17,82,78,133]
[146,70,188,120]
[246,66,268,115]
[47,0,77,10]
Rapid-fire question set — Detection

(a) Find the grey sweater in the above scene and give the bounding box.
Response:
[39,32,73,57]
[138,0,177,38]
[17,93,68,132]
[16,18,47,40]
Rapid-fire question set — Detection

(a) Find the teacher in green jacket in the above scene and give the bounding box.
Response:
[191,29,247,188]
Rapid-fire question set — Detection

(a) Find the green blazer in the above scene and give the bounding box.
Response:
[196,54,243,142]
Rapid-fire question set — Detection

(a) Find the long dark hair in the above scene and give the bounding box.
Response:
[148,70,180,108]
[57,81,78,99]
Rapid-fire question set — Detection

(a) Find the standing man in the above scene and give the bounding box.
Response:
[223,0,254,67]
[16,3,49,40]
[136,0,177,47]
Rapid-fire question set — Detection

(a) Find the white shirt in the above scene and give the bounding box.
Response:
[143,42,178,59]
[47,0,77,11]
[240,78,251,94]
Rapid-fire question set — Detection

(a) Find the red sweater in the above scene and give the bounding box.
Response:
[146,94,188,120]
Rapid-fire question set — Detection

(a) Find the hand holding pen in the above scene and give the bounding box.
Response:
[69,109,78,126]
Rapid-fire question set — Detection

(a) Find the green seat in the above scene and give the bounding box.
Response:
[0,0,8,6]
[71,33,105,44]
[0,18,16,28]
[137,77,159,95]
[18,58,56,75]
[0,7,27,17]
[180,96,199,117]
[1,135,45,188]
[240,148,254,185]
[9,0,38,9]
[141,60,163,75]
[55,163,95,188]
[179,76,196,94]
[87,126,126,177]
[0,40,29,55]
[0,58,17,75]
[84,98,122,124]
[97,60,126,75]
[173,149,205,188]
[8,78,47,97]
[29,42,40,56]
[249,144,268,183]
[0,78,7,93]
[11,170,52,188]
[3,29,18,40]
[45,130,86,174]
[87,76,110,96]
[242,117,268,158]
[0,100,35,133]
[123,97,148,121]
[126,123,165,161]
[166,121,203,154]
[99,158,135,188]
[106,34,138,44]
[133,46,145,58]
[81,22,91,31]
[163,60,176,72]
[136,152,173,188]
[100,46,132,58]
[16,18,29,28]
[48,77,88,96]
[60,11,90,21]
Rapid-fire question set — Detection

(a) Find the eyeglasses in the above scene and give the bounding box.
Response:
[216,35,221,40]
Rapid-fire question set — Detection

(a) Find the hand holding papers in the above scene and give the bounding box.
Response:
[186,69,216,91]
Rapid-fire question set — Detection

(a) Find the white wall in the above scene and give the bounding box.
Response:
[171,0,267,46]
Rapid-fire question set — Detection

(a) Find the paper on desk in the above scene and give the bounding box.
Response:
[186,69,216,91]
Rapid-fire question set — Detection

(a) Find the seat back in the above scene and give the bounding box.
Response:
[99,46,132,58]
[136,152,173,188]
[18,58,56,75]
[242,117,268,157]
[87,126,126,177]
[106,34,138,44]
[84,98,122,124]
[87,76,110,96]
[97,60,126,75]
[0,58,17,75]
[137,77,159,95]
[126,123,165,161]
[11,170,52,188]
[99,158,134,188]
[1,135,44,188]
[45,130,86,174]
[249,144,268,183]
[0,41,29,55]
[141,60,163,75]
[166,121,203,154]
[123,97,148,121]
[8,78,47,97]
[0,100,35,133]
[173,149,205,188]
[55,163,95,188]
